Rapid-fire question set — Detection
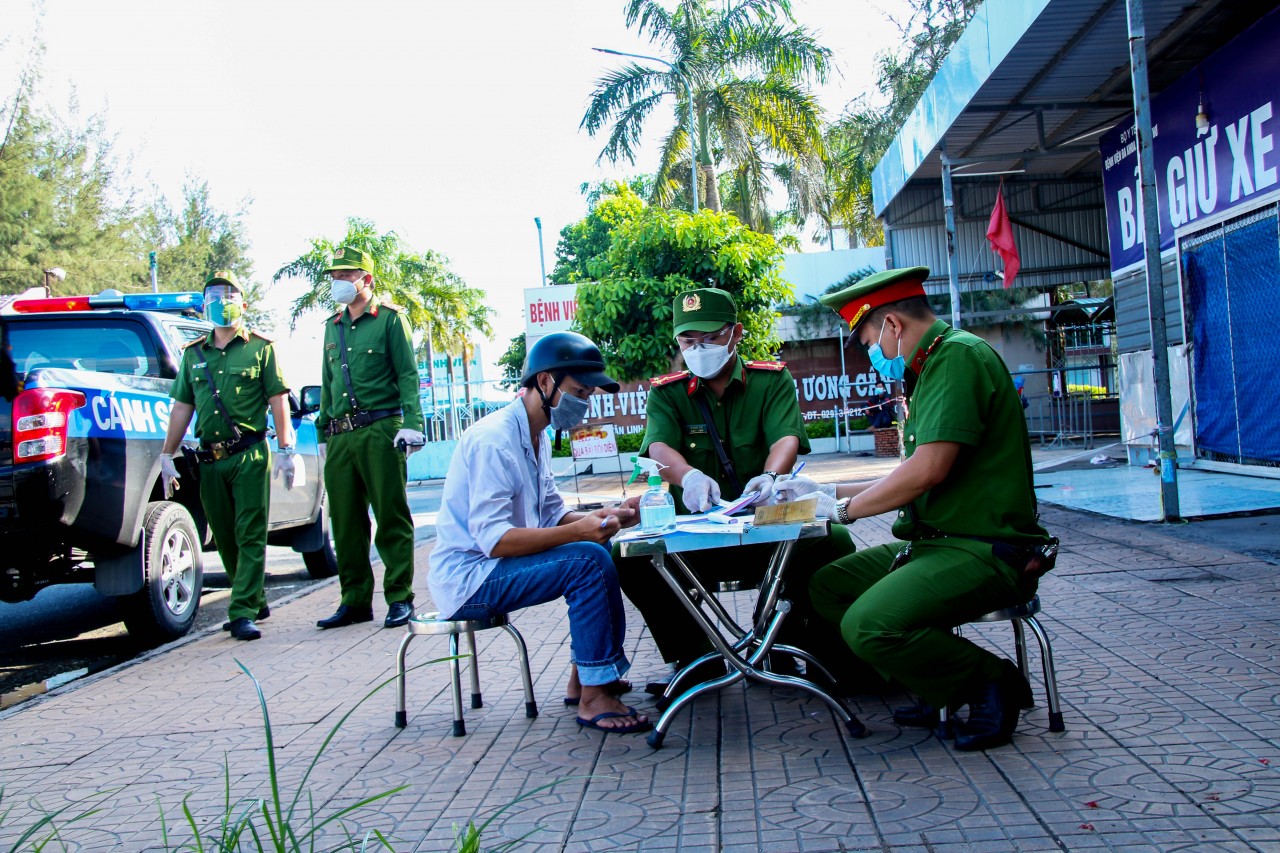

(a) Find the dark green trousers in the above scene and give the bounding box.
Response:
[613,525,861,676]
[323,418,415,607]
[810,538,1036,708]
[199,443,269,622]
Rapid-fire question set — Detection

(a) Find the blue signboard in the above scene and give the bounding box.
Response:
[1100,8,1280,274]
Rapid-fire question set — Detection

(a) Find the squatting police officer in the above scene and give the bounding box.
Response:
[612,287,859,694]
[315,246,424,630]
[160,271,298,642]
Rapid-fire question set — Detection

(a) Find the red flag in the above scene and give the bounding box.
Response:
[986,182,1020,289]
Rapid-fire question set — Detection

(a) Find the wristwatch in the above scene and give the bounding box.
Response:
[835,498,854,525]
[762,470,779,479]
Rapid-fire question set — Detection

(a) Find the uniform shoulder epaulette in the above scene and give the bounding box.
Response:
[649,369,691,387]
[380,301,404,313]
[249,330,274,344]
[325,310,343,324]
[181,337,204,350]
[745,359,786,371]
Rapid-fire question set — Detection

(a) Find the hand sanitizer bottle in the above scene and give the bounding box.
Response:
[639,472,676,533]
[629,456,676,533]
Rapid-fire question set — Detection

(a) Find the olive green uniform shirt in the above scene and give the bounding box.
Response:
[171,328,289,445]
[317,294,424,437]
[641,357,809,508]
[893,319,1048,544]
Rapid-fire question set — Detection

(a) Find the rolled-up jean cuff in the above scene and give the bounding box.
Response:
[576,656,631,687]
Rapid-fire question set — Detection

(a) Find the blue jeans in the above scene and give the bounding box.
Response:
[446,542,630,686]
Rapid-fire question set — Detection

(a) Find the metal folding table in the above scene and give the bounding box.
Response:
[617,519,867,749]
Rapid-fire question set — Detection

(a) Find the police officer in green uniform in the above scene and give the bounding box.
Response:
[160,271,297,642]
[612,287,858,691]
[314,247,423,630]
[777,267,1056,751]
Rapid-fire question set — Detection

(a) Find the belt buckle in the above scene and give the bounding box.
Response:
[340,418,354,433]
[211,445,229,461]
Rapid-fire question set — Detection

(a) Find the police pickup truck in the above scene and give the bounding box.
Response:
[0,290,336,642]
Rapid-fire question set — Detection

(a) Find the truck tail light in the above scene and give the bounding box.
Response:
[13,388,87,463]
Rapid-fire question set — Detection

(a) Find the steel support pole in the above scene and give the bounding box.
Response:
[1127,0,1181,521]
[940,144,963,327]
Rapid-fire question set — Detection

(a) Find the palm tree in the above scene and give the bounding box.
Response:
[274,219,492,439]
[273,217,491,341]
[582,0,831,225]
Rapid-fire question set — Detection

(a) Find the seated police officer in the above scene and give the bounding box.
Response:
[428,332,650,734]
[160,272,299,641]
[777,267,1056,751]
[612,287,859,694]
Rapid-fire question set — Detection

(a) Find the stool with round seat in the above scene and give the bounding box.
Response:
[394,611,537,736]
[941,595,1065,734]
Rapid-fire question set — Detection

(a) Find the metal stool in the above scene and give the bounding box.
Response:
[394,611,537,736]
[943,595,1065,733]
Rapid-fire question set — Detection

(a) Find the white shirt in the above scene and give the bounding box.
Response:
[427,399,570,617]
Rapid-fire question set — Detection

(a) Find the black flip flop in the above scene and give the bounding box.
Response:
[575,706,653,734]
[562,678,632,706]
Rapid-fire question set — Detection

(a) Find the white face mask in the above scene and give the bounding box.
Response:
[330,278,360,305]
[683,342,735,379]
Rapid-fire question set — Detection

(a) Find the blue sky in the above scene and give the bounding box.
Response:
[2,0,912,393]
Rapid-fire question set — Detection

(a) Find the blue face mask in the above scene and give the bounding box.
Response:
[867,319,906,381]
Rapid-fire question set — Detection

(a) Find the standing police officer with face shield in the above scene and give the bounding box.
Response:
[159,271,297,641]
[314,247,425,630]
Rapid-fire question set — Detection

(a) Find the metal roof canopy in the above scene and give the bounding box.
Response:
[872,0,1262,218]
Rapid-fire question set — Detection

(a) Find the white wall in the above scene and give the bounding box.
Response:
[779,248,886,303]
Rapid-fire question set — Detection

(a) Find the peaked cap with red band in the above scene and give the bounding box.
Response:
[819,266,930,332]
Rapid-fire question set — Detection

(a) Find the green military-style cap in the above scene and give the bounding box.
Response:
[324,246,375,274]
[204,270,242,291]
[819,266,930,331]
[673,287,737,336]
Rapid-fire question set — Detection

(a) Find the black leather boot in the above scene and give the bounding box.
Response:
[954,660,1032,751]
[892,700,940,728]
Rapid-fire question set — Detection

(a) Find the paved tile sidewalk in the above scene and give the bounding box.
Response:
[2,454,1280,852]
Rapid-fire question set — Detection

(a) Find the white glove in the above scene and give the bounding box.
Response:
[680,468,721,513]
[273,452,304,490]
[393,428,426,456]
[815,492,838,519]
[742,473,776,506]
[159,453,181,498]
[774,475,836,501]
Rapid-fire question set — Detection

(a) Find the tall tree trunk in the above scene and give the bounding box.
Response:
[702,163,722,212]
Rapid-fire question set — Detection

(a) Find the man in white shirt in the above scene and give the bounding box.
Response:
[429,332,648,734]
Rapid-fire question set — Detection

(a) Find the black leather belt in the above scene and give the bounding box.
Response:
[323,408,402,438]
[190,431,265,464]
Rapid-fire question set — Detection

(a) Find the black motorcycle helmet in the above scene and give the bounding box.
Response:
[521,331,619,393]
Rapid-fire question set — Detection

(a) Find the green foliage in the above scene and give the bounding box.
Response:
[0,47,259,306]
[824,0,980,243]
[783,266,877,341]
[582,0,831,229]
[805,418,835,438]
[1,785,111,852]
[496,332,528,391]
[550,182,647,284]
[160,660,418,852]
[272,219,492,363]
[573,203,793,381]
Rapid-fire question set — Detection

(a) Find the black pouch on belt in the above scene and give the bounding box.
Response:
[991,538,1059,579]
[178,446,201,483]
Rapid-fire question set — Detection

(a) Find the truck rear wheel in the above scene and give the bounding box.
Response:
[121,501,203,643]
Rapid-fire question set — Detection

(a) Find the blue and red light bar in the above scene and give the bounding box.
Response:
[11,291,204,314]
